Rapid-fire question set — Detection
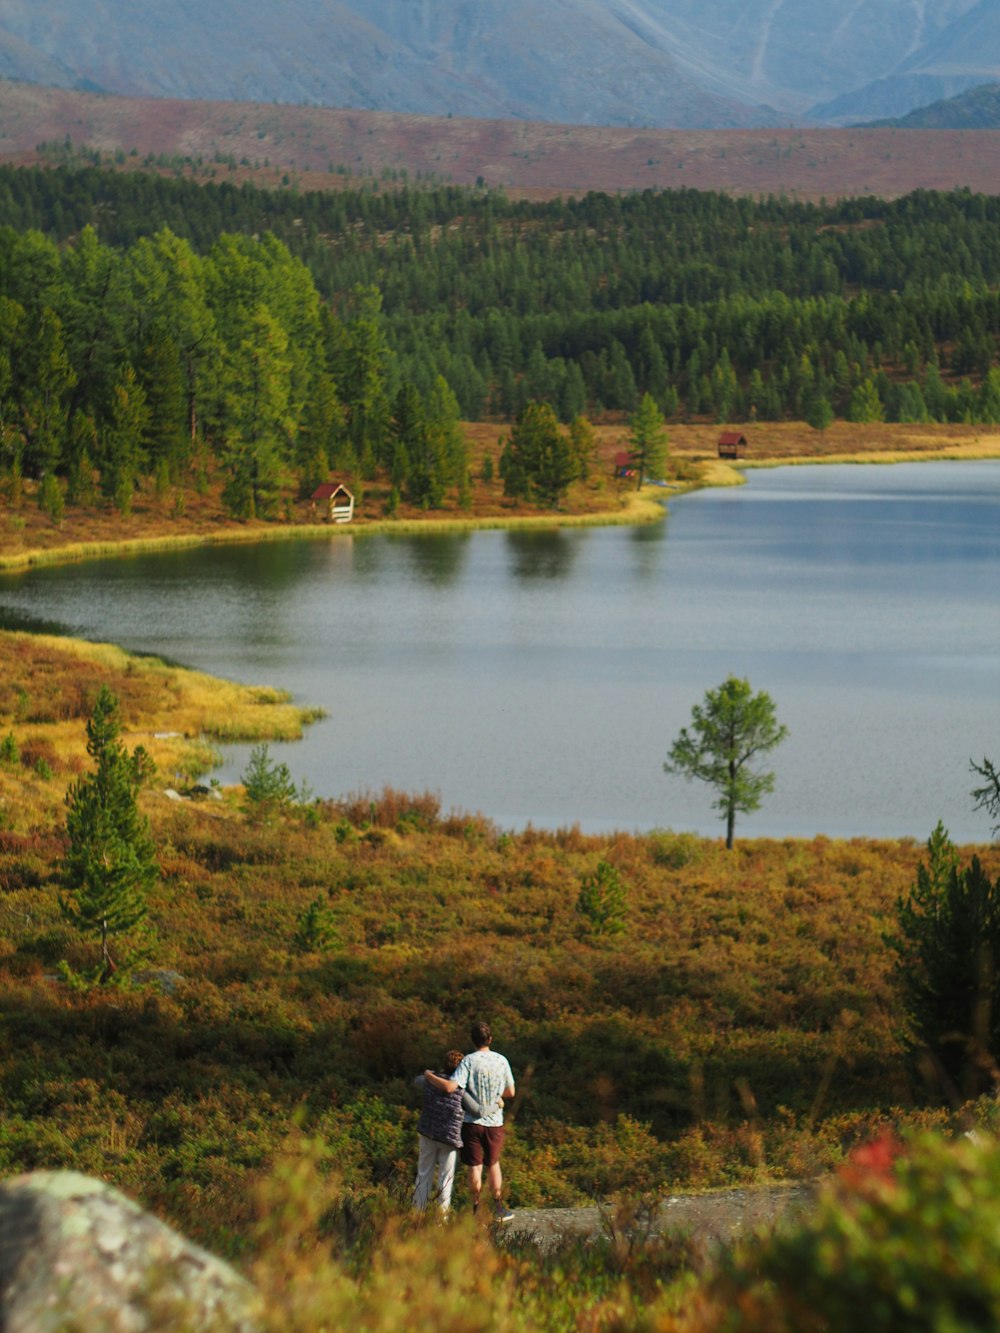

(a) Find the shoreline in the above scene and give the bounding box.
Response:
[3,440,997,576]
[0,487,670,575]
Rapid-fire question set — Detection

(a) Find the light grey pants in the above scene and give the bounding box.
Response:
[413,1133,459,1213]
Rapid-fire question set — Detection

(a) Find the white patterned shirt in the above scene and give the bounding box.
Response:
[453,1049,515,1127]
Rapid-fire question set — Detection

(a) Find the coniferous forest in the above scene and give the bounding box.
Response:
[4,165,1000,523]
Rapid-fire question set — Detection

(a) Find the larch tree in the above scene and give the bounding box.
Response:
[664,676,788,849]
[627,392,668,489]
[220,304,293,519]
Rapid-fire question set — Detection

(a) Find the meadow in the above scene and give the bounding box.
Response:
[1,626,998,1329]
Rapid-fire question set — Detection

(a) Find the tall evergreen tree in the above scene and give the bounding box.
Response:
[628,392,668,489]
[220,305,292,519]
[336,285,392,477]
[99,365,149,514]
[502,400,576,508]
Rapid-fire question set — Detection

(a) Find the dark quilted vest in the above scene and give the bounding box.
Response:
[418,1076,464,1148]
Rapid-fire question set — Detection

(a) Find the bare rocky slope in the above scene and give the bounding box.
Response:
[0,0,997,127]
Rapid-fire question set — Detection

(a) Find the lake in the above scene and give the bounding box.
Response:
[1,460,998,843]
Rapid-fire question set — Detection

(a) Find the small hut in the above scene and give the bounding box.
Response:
[717,432,748,459]
[310,481,355,523]
[613,450,636,479]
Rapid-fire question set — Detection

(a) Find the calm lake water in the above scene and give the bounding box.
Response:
[2,461,998,843]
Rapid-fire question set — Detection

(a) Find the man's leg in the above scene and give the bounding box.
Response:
[487,1159,503,1204]
[467,1162,484,1211]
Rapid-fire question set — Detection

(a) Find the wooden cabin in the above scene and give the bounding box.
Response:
[613,450,636,479]
[717,432,748,459]
[310,481,355,523]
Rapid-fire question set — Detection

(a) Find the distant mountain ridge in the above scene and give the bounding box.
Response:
[862,82,1000,130]
[0,0,998,128]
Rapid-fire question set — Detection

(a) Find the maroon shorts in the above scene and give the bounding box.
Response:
[461,1123,505,1168]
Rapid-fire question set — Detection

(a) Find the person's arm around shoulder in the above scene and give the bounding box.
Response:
[423,1069,459,1093]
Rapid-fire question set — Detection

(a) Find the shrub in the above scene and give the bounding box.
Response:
[649,829,706,869]
[695,1132,1000,1332]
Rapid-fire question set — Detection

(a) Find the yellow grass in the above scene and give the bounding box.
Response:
[743,438,1000,468]
[692,460,747,488]
[0,631,323,828]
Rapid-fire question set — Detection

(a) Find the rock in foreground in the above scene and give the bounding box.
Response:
[0,1170,259,1332]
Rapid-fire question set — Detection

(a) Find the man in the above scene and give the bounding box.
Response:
[424,1020,515,1221]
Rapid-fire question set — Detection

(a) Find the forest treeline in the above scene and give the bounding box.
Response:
[0,218,470,519]
[5,164,1000,514]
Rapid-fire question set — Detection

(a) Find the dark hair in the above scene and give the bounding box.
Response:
[470,1021,492,1048]
[444,1049,464,1074]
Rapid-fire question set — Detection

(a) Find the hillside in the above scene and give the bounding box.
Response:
[0,0,995,128]
[7,81,1000,201]
[813,0,1000,124]
[864,81,1000,130]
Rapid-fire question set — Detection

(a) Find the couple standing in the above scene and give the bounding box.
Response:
[413,1020,515,1221]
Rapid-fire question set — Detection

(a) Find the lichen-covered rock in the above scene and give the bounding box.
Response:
[0,1170,261,1332]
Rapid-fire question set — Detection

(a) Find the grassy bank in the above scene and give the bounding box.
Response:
[0,631,323,822]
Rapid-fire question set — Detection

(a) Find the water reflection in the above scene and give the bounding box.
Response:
[505,528,580,580]
[399,532,471,586]
[627,514,668,581]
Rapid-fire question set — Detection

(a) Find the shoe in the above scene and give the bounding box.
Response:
[494,1201,515,1223]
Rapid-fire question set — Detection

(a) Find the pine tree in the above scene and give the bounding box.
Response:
[889,823,1000,1096]
[60,686,158,983]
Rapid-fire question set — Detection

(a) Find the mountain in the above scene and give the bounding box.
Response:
[862,82,1000,130]
[810,0,1000,124]
[0,0,996,128]
[0,0,782,130]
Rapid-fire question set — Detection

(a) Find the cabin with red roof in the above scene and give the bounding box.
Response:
[717,432,748,459]
[310,481,355,523]
[613,450,636,479]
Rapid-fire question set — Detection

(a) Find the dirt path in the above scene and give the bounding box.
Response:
[507,1184,811,1248]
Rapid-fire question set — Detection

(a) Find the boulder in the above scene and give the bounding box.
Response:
[0,1171,260,1332]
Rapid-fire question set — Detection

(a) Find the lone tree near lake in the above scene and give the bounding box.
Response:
[60,685,158,982]
[664,676,788,849]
